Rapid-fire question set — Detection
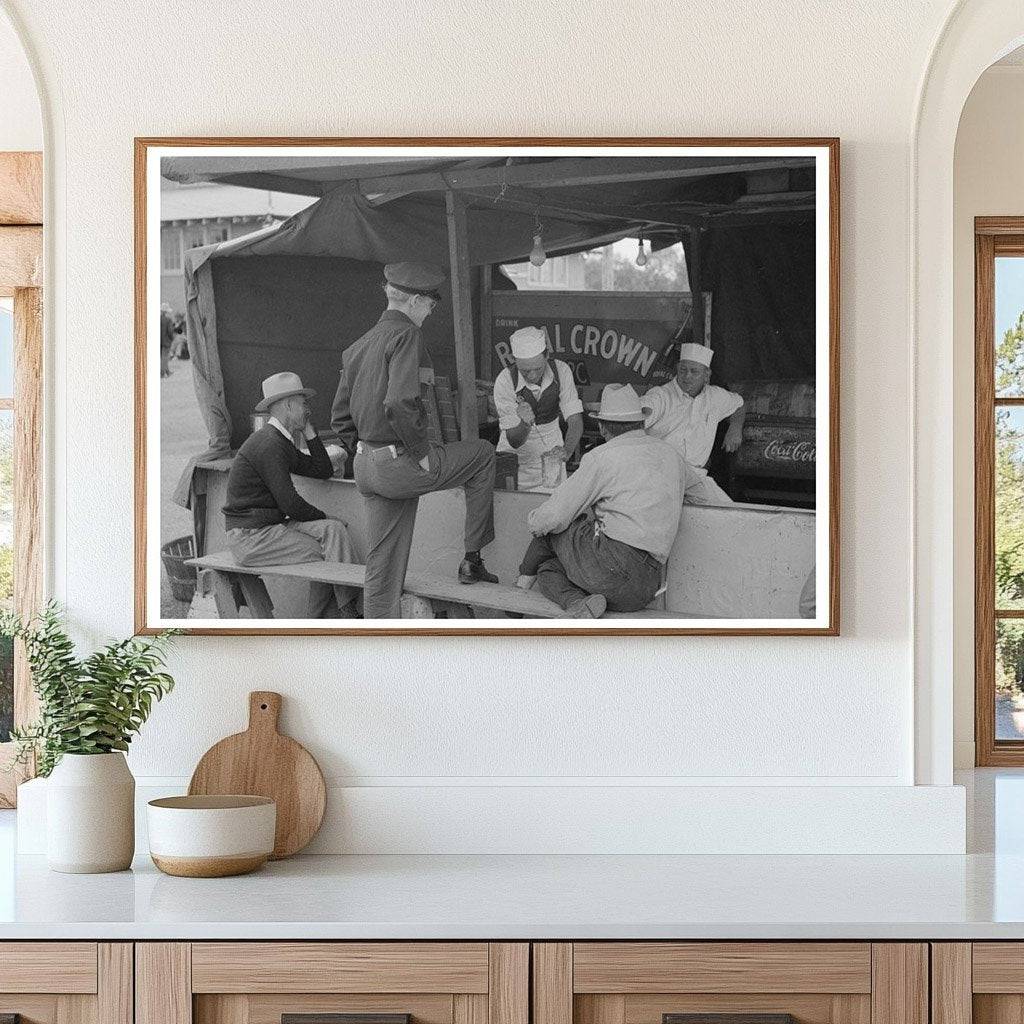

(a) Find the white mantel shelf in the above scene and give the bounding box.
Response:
[1,851,1024,940]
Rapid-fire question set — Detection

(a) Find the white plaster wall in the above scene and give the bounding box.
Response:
[952,66,1024,768]
[0,0,976,850]
[0,7,40,151]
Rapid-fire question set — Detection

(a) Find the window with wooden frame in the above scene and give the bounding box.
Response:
[0,151,43,806]
[975,218,1024,764]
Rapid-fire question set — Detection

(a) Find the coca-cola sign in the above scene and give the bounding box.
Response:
[735,422,816,479]
[763,439,816,464]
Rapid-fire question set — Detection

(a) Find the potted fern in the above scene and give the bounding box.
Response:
[2,604,177,873]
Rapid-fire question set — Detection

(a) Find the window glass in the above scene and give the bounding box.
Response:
[0,303,13,399]
[183,225,206,252]
[0,410,12,743]
[997,619,1024,740]
[160,229,181,272]
[997,406,1024,610]
[996,256,1024,396]
[503,240,689,293]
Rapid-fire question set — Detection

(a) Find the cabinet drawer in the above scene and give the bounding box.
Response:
[0,943,130,1024]
[191,942,490,993]
[573,943,872,994]
[0,942,98,993]
[934,942,1024,1024]
[534,943,925,1024]
[139,942,528,1024]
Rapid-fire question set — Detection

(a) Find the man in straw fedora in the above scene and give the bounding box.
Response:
[331,261,498,619]
[518,383,688,618]
[222,371,359,618]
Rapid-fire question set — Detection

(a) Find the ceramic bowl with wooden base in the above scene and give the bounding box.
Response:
[147,795,276,877]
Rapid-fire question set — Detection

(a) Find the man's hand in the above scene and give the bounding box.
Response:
[302,416,318,441]
[326,445,348,475]
[723,424,743,452]
[547,445,569,463]
[516,400,535,426]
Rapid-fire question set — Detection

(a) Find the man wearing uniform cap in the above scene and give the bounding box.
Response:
[331,261,498,619]
[492,326,584,491]
[519,383,690,618]
[641,342,745,504]
[222,371,359,618]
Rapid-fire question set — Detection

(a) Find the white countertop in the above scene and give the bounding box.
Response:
[1,770,1021,941]
[1,850,1024,940]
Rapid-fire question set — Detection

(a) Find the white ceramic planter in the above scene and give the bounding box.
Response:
[46,752,135,873]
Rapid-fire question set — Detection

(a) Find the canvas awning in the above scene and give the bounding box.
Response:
[171,153,818,508]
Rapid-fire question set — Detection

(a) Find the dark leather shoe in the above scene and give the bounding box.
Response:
[458,559,499,584]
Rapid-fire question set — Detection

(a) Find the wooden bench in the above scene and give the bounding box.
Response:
[188,552,570,619]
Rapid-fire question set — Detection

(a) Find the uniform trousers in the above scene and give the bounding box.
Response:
[686,465,732,504]
[354,439,496,619]
[226,518,358,618]
[521,516,661,613]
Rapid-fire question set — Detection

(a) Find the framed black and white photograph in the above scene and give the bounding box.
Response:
[135,138,839,635]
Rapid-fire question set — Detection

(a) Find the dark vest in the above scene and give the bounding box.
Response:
[516,365,562,426]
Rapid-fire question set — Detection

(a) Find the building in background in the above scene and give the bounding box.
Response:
[160,181,314,314]
[502,241,688,293]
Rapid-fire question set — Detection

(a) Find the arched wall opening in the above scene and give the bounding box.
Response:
[914,0,1024,784]
[0,5,41,151]
[951,50,1024,769]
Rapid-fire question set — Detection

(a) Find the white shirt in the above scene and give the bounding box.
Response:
[527,431,691,563]
[641,379,743,467]
[268,416,296,446]
[493,360,584,490]
[492,359,584,431]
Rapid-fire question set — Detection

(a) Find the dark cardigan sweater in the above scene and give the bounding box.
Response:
[222,425,334,530]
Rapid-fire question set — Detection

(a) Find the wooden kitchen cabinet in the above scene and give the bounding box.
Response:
[533,943,928,1024]
[136,943,529,1024]
[931,943,1024,1024]
[0,942,132,1024]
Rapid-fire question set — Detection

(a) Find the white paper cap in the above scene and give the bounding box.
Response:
[510,326,547,360]
[678,342,713,367]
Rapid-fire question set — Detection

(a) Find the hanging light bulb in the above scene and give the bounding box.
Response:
[529,233,547,268]
[635,233,649,268]
[529,212,547,267]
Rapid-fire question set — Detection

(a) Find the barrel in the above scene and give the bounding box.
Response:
[161,535,198,603]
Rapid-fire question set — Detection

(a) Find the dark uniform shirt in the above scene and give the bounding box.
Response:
[222,425,333,531]
[330,309,432,461]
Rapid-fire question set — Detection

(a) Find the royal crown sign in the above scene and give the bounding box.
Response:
[490,290,691,391]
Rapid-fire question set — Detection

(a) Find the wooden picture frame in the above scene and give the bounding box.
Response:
[0,151,43,806]
[135,137,839,636]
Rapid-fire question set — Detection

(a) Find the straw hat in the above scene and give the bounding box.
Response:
[255,371,316,413]
[595,384,644,422]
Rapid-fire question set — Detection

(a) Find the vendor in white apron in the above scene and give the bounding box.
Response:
[641,342,746,504]
[493,326,584,491]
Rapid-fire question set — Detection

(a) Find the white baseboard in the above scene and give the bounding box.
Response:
[17,778,967,856]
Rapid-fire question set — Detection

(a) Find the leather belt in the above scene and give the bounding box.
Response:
[356,441,405,459]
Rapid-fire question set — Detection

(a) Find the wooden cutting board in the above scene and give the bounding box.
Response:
[188,691,326,859]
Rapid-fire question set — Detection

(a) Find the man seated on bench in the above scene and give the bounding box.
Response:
[516,384,686,619]
[222,371,359,618]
